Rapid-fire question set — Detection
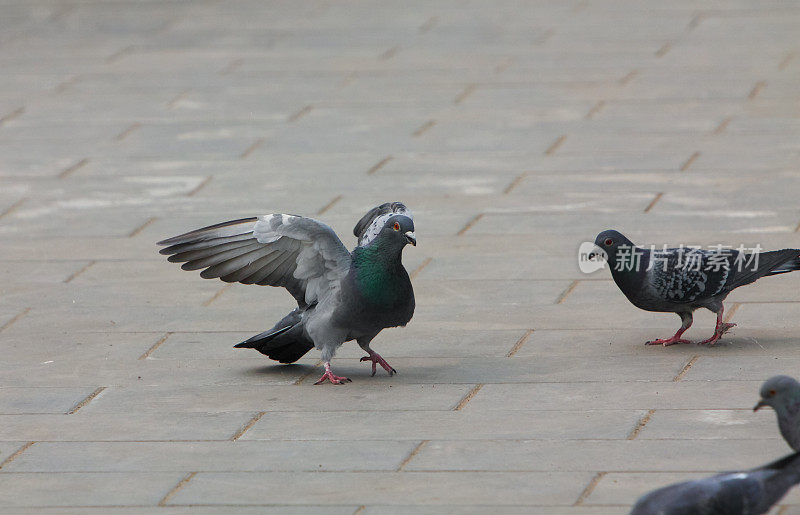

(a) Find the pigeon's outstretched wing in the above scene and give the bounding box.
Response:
[647,248,736,303]
[353,202,413,247]
[158,214,351,308]
[631,451,800,515]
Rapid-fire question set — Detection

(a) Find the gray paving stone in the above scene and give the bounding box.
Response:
[242,410,645,441]
[0,472,185,508]
[169,471,595,506]
[6,440,419,472]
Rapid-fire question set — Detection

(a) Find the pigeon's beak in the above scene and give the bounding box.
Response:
[404,231,416,246]
[753,400,768,412]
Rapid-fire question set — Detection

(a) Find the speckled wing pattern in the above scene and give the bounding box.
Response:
[649,248,735,303]
[353,202,413,247]
[158,214,351,308]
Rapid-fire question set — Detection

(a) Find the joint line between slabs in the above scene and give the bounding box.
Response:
[159,471,197,506]
[454,384,484,411]
[379,45,399,60]
[627,409,655,440]
[412,119,436,137]
[643,192,663,213]
[187,176,212,196]
[105,45,134,64]
[712,116,732,135]
[287,104,313,123]
[397,440,429,471]
[494,56,514,73]
[585,100,605,119]
[507,329,534,357]
[419,16,438,33]
[0,107,24,127]
[203,284,232,307]
[410,257,432,280]
[503,173,526,194]
[655,42,671,58]
[0,307,31,333]
[456,213,483,236]
[294,361,323,385]
[219,58,243,75]
[0,442,35,470]
[317,195,342,215]
[545,135,566,156]
[140,332,172,360]
[367,155,392,175]
[67,387,106,415]
[167,89,191,109]
[231,411,266,441]
[748,81,766,100]
[54,75,80,94]
[128,217,156,238]
[0,198,26,220]
[680,151,700,171]
[454,84,476,104]
[723,303,740,324]
[115,122,141,141]
[240,138,265,159]
[64,260,96,283]
[619,69,638,85]
[574,471,606,506]
[556,280,579,304]
[58,158,89,179]
[779,51,796,71]
[673,355,699,382]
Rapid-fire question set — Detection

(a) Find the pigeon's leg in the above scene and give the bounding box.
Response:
[697,308,736,346]
[358,337,397,377]
[313,362,351,385]
[646,312,693,346]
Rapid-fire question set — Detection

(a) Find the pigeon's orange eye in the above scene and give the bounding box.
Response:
[604,238,613,246]
[393,222,400,231]
[770,389,777,396]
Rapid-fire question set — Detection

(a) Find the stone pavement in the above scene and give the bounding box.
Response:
[0,0,800,512]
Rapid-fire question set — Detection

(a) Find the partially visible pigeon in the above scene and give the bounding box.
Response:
[754,375,800,451]
[593,230,800,346]
[158,202,416,385]
[630,451,800,514]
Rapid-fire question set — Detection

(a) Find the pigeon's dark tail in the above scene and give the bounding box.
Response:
[764,253,800,276]
[728,249,800,289]
[234,319,314,364]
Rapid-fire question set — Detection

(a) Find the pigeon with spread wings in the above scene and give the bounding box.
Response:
[157,202,416,385]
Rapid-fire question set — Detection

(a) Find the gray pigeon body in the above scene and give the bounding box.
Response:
[594,230,800,346]
[630,451,800,515]
[755,375,800,451]
[158,202,416,384]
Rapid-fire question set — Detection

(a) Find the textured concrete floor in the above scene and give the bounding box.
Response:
[1,0,800,512]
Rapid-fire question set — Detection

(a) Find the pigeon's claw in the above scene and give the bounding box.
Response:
[698,323,736,346]
[646,337,692,346]
[360,350,397,377]
[314,362,351,385]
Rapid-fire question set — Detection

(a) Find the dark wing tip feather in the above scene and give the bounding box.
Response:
[156,217,259,246]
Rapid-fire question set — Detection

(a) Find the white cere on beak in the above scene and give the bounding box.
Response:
[404,231,416,246]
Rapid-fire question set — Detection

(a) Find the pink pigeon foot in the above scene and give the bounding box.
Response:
[645,336,692,347]
[314,362,351,385]
[698,322,736,346]
[360,350,397,377]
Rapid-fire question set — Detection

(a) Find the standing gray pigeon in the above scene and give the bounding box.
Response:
[592,230,800,346]
[157,202,416,385]
[754,375,800,451]
[630,451,800,514]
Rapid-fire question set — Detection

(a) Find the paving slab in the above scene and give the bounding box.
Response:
[1,0,799,511]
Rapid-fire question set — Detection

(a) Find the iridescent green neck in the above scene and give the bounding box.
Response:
[353,242,403,306]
